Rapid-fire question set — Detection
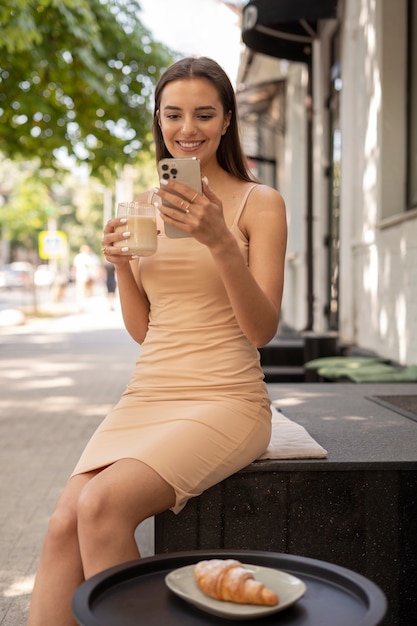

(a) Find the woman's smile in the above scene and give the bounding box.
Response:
[176,140,205,151]
[158,78,229,166]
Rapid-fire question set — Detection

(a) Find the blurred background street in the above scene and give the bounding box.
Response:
[0,289,154,625]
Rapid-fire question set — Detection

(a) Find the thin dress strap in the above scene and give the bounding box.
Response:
[231,183,258,227]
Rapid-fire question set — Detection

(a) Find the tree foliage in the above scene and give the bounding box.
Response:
[0,0,174,181]
[0,167,53,250]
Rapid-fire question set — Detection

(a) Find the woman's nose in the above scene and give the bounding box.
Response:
[181,118,197,135]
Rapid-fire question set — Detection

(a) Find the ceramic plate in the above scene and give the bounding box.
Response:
[165,562,306,620]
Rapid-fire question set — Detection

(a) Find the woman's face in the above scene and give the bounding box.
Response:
[157,78,231,168]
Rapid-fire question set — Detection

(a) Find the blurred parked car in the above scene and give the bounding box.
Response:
[34,264,56,287]
[0,262,34,288]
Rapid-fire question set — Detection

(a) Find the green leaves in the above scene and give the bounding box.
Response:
[0,0,173,180]
[0,173,53,249]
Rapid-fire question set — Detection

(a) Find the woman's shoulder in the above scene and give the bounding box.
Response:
[248,182,284,201]
[243,183,286,219]
[234,182,286,239]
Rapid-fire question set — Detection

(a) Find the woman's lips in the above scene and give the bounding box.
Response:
[177,141,204,150]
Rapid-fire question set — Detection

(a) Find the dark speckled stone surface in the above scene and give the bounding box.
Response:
[155,384,417,626]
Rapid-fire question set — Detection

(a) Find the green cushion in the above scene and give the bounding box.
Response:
[305,356,385,371]
[345,365,417,383]
[317,362,397,380]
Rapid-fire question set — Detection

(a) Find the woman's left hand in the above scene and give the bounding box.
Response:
[157,178,230,248]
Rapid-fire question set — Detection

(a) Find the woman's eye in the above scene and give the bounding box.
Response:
[164,113,213,121]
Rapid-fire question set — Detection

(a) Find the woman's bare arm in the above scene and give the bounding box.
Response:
[101,216,151,344]
[207,184,287,346]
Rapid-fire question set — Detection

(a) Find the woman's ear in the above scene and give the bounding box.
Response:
[156,109,161,126]
[222,110,232,135]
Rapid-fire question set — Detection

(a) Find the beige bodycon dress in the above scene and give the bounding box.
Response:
[72,184,272,513]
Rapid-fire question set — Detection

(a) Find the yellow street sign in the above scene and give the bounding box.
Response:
[38,230,67,259]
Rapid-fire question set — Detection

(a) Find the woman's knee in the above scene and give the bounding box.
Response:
[77,461,176,537]
[77,480,115,534]
[46,502,78,547]
[76,474,148,539]
[45,475,93,545]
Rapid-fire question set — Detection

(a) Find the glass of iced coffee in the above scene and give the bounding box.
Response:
[114,202,157,257]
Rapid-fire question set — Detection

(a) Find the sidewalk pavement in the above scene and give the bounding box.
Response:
[0,291,154,625]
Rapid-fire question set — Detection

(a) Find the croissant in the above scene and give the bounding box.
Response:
[194,559,279,606]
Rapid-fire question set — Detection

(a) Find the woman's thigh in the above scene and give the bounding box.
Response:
[77,459,176,526]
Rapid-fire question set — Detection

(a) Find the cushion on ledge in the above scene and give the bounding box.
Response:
[345,364,417,383]
[256,405,327,461]
[304,356,386,371]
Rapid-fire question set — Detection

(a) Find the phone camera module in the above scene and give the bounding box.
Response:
[162,173,170,180]
[170,168,178,178]
[161,164,169,171]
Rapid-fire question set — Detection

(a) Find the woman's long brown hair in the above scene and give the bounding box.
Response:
[152,57,256,182]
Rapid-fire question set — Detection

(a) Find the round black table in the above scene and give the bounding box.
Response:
[72,550,387,626]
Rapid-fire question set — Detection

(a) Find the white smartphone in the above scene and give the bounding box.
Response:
[157,157,202,238]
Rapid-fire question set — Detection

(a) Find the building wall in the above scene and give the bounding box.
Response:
[352,218,417,364]
[338,0,417,363]
[238,0,417,363]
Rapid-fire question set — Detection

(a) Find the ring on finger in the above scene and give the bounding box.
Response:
[190,192,199,204]
[183,202,191,214]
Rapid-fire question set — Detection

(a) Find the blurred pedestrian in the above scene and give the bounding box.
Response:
[72,245,100,307]
[104,261,117,310]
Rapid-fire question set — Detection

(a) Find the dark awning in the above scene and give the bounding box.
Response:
[242,0,338,63]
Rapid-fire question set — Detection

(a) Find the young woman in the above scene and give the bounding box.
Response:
[28,56,287,625]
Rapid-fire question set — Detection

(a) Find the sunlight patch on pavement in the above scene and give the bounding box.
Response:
[3,574,35,597]
[0,309,26,326]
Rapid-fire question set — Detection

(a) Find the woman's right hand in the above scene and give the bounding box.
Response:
[101,217,138,265]
[101,215,153,344]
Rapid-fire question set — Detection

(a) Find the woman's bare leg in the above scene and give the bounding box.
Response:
[27,460,175,624]
[77,459,175,577]
[27,472,95,626]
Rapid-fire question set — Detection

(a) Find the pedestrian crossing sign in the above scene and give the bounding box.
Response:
[38,230,67,259]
